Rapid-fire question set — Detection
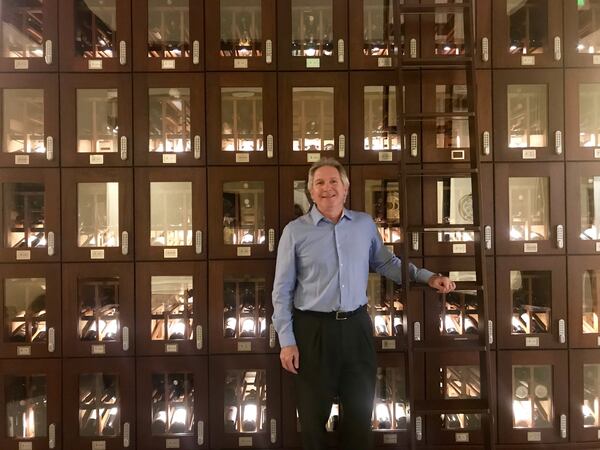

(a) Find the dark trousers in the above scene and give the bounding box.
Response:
[293,307,377,450]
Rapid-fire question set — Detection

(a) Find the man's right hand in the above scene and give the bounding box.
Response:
[280,345,299,374]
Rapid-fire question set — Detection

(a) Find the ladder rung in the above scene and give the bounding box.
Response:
[399,3,471,14]
[402,112,475,120]
[413,399,489,415]
[407,224,481,232]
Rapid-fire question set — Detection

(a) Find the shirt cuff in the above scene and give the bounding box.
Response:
[416,268,436,285]
[277,330,297,348]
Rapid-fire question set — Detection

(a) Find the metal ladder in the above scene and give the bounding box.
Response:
[394,1,494,449]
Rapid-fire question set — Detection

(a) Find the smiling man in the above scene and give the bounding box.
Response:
[272,157,455,450]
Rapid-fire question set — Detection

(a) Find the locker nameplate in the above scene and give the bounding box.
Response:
[15,155,29,165]
[236,153,250,163]
[161,60,175,69]
[90,249,105,259]
[597,429,600,439]
[165,438,180,448]
[383,434,397,444]
[238,341,252,352]
[15,59,29,69]
[451,150,465,160]
[16,250,31,260]
[596,242,600,252]
[525,337,539,347]
[164,248,178,259]
[381,339,396,350]
[523,243,538,253]
[452,243,467,254]
[521,55,535,65]
[18,442,33,450]
[307,153,320,163]
[237,247,251,256]
[88,60,103,70]
[378,57,392,68]
[594,55,600,65]
[234,58,248,69]
[597,336,600,347]
[91,344,106,354]
[162,154,176,164]
[90,154,104,165]
[527,432,541,442]
[595,149,600,159]
[522,149,536,159]
[239,437,253,446]
[17,346,31,356]
[306,58,320,68]
[456,433,469,442]
[378,152,393,162]
[92,441,106,450]
[165,343,178,353]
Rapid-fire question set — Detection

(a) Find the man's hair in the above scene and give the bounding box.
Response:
[307,157,349,190]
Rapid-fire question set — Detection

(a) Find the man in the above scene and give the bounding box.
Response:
[272,158,456,450]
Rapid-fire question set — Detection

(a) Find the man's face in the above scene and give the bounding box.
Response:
[309,166,348,213]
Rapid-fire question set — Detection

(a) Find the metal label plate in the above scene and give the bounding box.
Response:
[90,154,104,165]
[15,59,29,69]
[307,153,320,162]
[455,433,469,442]
[234,58,249,68]
[238,341,252,352]
[16,250,31,260]
[522,149,537,159]
[161,60,176,69]
[165,438,180,448]
[523,243,538,253]
[91,344,106,354]
[239,437,253,446]
[18,442,33,450]
[92,441,106,450]
[15,155,30,165]
[17,346,32,356]
[451,150,465,160]
[378,57,392,67]
[452,243,467,254]
[164,248,178,259]
[306,58,320,68]
[381,339,396,350]
[596,242,600,252]
[165,343,179,353]
[378,151,393,162]
[525,337,540,347]
[527,432,541,442]
[237,247,251,256]
[521,55,535,65]
[383,434,397,444]
[236,153,250,163]
[90,249,105,259]
[595,148,600,159]
[162,154,176,164]
[88,60,103,70]
[594,55,600,65]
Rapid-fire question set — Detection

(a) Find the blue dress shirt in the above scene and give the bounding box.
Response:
[272,206,435,347]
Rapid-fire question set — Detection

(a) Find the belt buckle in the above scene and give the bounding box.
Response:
[335,311,347,320]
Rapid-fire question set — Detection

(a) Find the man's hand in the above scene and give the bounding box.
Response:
[280,345,299,374]
[428,275,456,294]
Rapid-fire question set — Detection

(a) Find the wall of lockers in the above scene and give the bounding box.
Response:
[1,0,600,449]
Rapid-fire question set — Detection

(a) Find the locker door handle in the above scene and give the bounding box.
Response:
[338,135,346,158]
[123,422,130,447]
[194,135,201,159]
[45,40,53,64]
[270,419,277,443]
[411,233,419,251]
[48,231,55,256]
[482,131,491,156]
[488,320,494,345]
[556,225,564,249]
[269,324,276,348]
[122,326,129,351]
[196,325,203,350]
[554,36,562,61]
[560,414,567,438]
[481,37,489,62]
[48,327,55,352]
[49,424,56,448]
[484,225,492,250]
[415,416,423,441]
[120,136,128,160]
[192,40,200,64]
[555,131,563,155]
[268,229,275,252]
[337,39,345,63]
[121,231,129,255]
[46,136,54,160]
[267,134,274,158]
[266,39,273,64]
[413,322,421,341]
[119,41,127,65]
[559,319,566,344]
[410,133,418,157]
[195,230,202,254]
[410,38,417,58]
[197,421,204,445]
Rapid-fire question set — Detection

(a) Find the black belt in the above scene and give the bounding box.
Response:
[294,304,366,321]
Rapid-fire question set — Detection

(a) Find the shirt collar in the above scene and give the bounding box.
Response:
[309,206,353,225]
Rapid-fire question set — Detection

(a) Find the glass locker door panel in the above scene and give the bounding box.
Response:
[0,169,59,263]
[567,256,600,349]
[209,354,281,449]
[492,0,563,68]
[565,0,600,67]
[422,164,494,256]
[205,0,276,71]
[277,0,347,70]
[63,358,134,450]
[565,69,600,161]
[421,70,492,163]
[133,73,205,167]
[208,167,278,259]
[60,74,132,167]
[0,74,59,168]
[498,350,568,444]
[350,165,421,258]
[348,0,419,70]
[0,359,61,450]
[61,168,133,262]
[570,349,600,442]
[495,162,566,255]
[132,0,203,72]
[497,256,567,350]
[62,263,133,357]
[136,356,208,449]
[134,167,206,261]
[493,69,564,162]
[0,264,60,359]
[424,351,496,445]
[209,260,276,354]
[206,72,277,165]
[59,0,132,71]
[278,72,348,165]
[349,71,420,165]
[135,261,207,356]
[0,0,58,72]
[566,162,600,253]
[423,257,495,349]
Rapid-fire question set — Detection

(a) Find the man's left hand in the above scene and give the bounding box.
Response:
[427,275,456,294]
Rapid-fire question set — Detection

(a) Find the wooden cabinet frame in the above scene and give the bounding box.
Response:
[564,0,600,67]
[566,162,600,254]
[570,349,600,442]
[565,69,600,161]
[568,256,600,349]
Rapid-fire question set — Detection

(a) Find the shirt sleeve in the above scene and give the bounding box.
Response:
[271,224,298,347]
[368,219,435,284]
